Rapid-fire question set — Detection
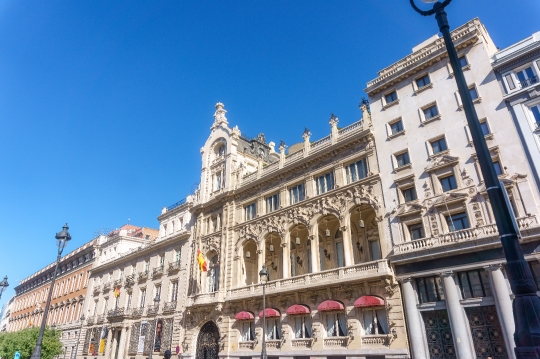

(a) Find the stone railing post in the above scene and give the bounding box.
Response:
[329,114,339,145]
[302,128,311,157]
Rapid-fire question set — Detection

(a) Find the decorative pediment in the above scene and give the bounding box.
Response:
[432,192,468,207]
[396,201,424,217]
[425,154,459,172]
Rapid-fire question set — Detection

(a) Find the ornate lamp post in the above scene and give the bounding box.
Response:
[410,1,540,357]
[72,315,85,359]
[259,265,269,359]
[30,224,72,359]
[149,295,160,359]
[0,276,8,301]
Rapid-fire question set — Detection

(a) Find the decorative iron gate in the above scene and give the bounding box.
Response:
[422,310,456,359]
[465,305,507,359]
[196,321,220,359]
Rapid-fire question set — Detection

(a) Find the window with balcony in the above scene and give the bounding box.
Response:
[290,183,305,204]
[369,239,382,261]
[384,90,398,105]
[159,255,165,268]
[266,318,282,340]
[266,193,279,213]
[154,285,161,301]
[408,223,425,240]
[440,175,457,192]
[516,66,538,88]
[326,312,347,337]
[416,276,445,303]
[389,119,404,135]
[416,74,431,89]
[144,260,150,273]
[457,269,492,299]
[315,172,335,195]
[126,293,132,309]
[241,321,255,341]
[245,203,256,221]
[363,308,388,335]
[402,186,417,203]
[214,171,223,191]
[345,158,368,184]
[430,137,448,155]
[423,104,439,120]
[293,316,312,338]
[446,212,469,232]
[395,151,410,168]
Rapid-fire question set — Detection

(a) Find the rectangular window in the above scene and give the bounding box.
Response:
[245,203,256,221]
[326,312,347,337]
[423,104,439,120]
[126,293,132,309]
[458,56,468,68]
[446,212,469,232]
[416,74,431,89]
[175,249,181,263]
[469,86,479,100]
[395,152,410,167]
[336,241,345,267]
[294,316,312,338]
[385,91,398,104]
[345,158,368,184]
[159,255,165,267]
[430,138,447,154]
[504,73,516,91]
[416,276,445,303]
[171,282,179,302]
[144,260,150,272]
[493,161,503,176]
[408,223,425,240]
[480,121,490,136]
[369,240,381,261]
[457,269,492,299]
[440,175,457,192]
[517,66,538,88]
[390,120,404,135]
[290,183,305,204]
[531,105,540,124]
[140,289,146,307]
[241,321,255,341]
[363,308,388,335]
[155,285,161,301]
[265,194,279,213]
[402,187,417,202]
[315,172,335,195]
[266,318,282,340]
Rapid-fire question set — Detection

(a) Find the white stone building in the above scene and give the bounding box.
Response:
[78,210,192,359]
[178,102,410,359]
[365,18,540,359]
[0,295,15,332]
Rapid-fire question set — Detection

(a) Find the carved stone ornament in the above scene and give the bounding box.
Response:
[211,102,228,130]
[231,125,241,140]
[424,154,459,172]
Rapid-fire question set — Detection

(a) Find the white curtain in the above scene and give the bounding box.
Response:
[304,316,312,338]
[241,322,248,341]
[376,309,389,334]
[337,313,347,336]
[326,314,335,337]
[294,317,302,338]
[267,319,274,339]
[363,310,374,335]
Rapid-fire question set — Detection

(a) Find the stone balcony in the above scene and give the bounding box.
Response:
[138,271,149,282]
[265,340,282,350]
[226,260,392,301]
[86,317,95,325]
[391,215,540,263]
[167,261,181,274]
[361,334,391,346]
[323,336,349,348]
[152,266,164,278]
[107,308,128,321]
[187,290,226,307]
[291,338,314,349]
[163,301,177,313]
[124,275,135,287]
[102,282,111,291]
[131,307,144,317]
[238,341,256,350]
[92,285,101,294]
[114,279,123,287]
[147,305,159,316]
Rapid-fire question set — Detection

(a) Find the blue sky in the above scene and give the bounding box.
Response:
[1,0,539,307]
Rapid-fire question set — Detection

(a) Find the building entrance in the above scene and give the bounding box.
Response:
[465,305,507,359]
[422,309,456,359]
[195,321,220,359]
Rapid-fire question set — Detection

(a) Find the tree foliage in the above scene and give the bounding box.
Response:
[0,327,63,359]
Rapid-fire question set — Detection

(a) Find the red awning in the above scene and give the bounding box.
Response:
[286,304,310,315]
[317,300,345,312]
[258,308,281,318]
[354,296,385,308]
[235,311,255,320]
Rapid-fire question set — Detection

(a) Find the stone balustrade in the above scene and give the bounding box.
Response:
[265,340,282,349]
[188,290,226,307]
[291,338,313,348]
[323,336,348,348]
[238,341,256,350]
[393,215,539,256]
[361,334,390,346]
[226,259,391,300]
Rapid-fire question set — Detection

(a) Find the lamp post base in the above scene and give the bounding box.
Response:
[30,345,42,359]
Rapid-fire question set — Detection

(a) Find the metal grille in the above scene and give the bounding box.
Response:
[422,310,456,359]
[143,320,156,355]
[196,321,220,359]
[160,318,174,353]
[465,305,507,359]
[128,322,141,355]
[82,328,92,354]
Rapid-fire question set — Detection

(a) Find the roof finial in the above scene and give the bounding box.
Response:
[211,102,228,130]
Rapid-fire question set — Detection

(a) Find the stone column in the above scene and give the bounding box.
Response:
[334,163,345,188]
[305,175,314,199]
[440,271,474,359]
[309,223,319,273]
[486,264,516,359]
[399,277,428,359]
[117,327,128,359]
[341,223,353,267]
[104,326,114,359]
[282,232,291,279]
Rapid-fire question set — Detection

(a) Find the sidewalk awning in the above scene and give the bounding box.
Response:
[235,311,255,320]
[258,308,281,318]
[354,295,385,308]
[286,304,310,315]
[317,300,345,312]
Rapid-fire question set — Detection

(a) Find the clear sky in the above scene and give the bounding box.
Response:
[1,0,539,307]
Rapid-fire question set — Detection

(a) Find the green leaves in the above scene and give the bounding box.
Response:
[0,327,63,359]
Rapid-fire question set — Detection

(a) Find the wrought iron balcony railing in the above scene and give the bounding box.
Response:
[124,275,135,287]
[520,75,539,89]
[131,307,144,317]
[138,271,149,282]
[147,304,159,316]
[167,261,181,274]
[152,266,164,278]
[163,301,177,313]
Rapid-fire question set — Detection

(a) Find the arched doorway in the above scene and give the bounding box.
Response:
[196,321,220,359]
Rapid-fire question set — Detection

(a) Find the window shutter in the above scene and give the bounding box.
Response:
[504,74,516,90]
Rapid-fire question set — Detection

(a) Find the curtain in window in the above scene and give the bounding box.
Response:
[336,242,344,268]
[337,313,347,336]
[249,322,255,341]
[291,253,296,277]
[294,317,302,338]
[241,322,248,341]
[363,310,374,335]
[307,249,312,273]
[267,320,274,339]
[304,316,312,338]
[276,322,282,339]
[214,266,220,291]
[376,309,389,334]
[326,314,335,337]
[370,240,381,261]
[319,243,325,271]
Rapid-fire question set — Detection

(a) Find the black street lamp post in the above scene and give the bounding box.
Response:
[30,224,72,359]
[259,265,269,359]
[72,315,85,359]
[148,296,160,359]
[0,276,9,301]
[410,1,540,357]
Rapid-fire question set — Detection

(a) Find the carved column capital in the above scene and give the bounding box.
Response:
[439,270,454,278]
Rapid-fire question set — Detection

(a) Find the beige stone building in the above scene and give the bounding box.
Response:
[179,102,410,359]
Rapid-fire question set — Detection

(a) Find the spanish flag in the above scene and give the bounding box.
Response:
[114,287,120,298]
[197,250,207,272]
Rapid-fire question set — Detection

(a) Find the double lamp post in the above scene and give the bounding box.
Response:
[411,0,540,357]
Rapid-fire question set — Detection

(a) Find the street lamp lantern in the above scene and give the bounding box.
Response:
[0,276,8,301]
[259,265,269,359]
[259,265,269,284]
[31,224,71,359]
[410,1,540,358]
